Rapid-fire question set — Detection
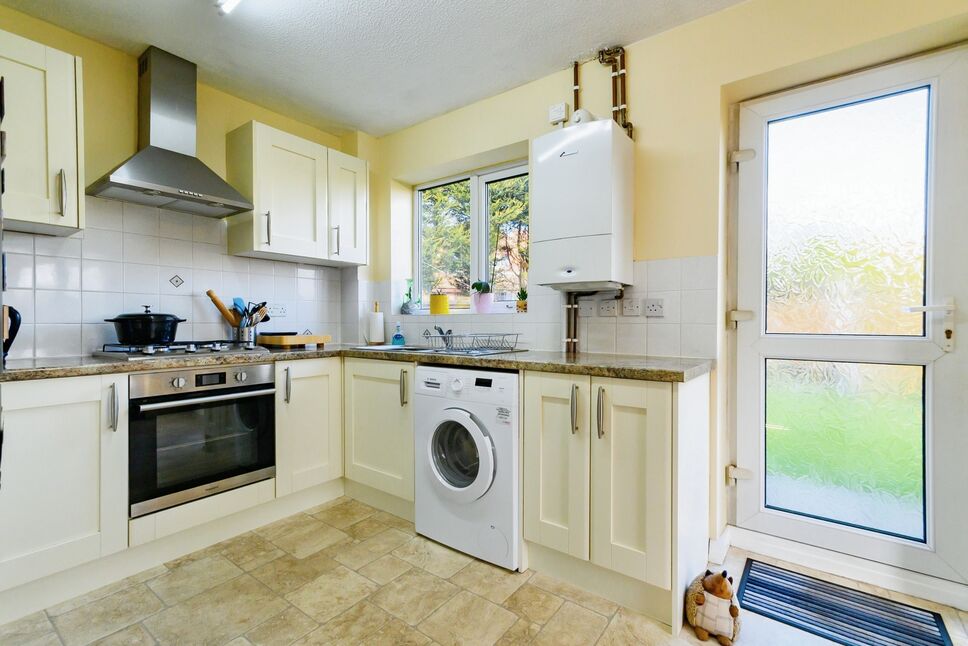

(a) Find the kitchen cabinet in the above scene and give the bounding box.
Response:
[327,149,368,264]
[522,371,590,560]
[523,372,672,588]
[0,28,85,235]
[275,358,343,497]
[226,121,369,267]
[343,358,414,501]
[0,375,127,592]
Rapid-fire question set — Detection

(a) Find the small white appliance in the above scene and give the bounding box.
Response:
[529,118,633,290]
[414,366,521,570]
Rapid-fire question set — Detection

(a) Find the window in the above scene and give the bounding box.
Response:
[415,164,529,310]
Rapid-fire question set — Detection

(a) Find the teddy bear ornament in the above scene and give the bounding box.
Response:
[685,569,742,645]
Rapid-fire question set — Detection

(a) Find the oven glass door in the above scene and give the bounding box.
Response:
[129,384,275,516]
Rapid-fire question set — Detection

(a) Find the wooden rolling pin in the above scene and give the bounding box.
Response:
[206,290,241,326]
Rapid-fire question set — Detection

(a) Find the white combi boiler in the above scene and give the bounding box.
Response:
[414,366,521,570]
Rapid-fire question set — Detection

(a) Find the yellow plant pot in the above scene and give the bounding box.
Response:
[429,294,450,315]
[516,300,528,313]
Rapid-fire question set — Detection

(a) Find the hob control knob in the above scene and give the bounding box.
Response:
[171,377,187,389]
[450,378,464,392]
[235,371,248,383]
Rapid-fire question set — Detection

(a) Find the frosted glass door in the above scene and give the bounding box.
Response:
[735,47,968,583]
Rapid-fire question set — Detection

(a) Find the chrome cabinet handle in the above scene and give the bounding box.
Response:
[399,369,408,406]
[284,367,292,403]
[265,211,271,245]
[569,383,578,434]
[109,383,119,431]
[596,386,605,439]
[333,225,341,255]
[58,168,67,216]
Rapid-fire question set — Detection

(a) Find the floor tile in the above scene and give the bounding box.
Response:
[496,617,542,645]
[310,499,378,529]
[22,633,62,646]
[256,514,348,559]
[529,573,618,617]
[147,554,243,605]
[450,560,531,603]
[359,617,431,645]
[52,584,164,646]
[418,590,518,645]
[292,602,391,645]
[249,550,341,596]
[533,601,608,646]
[0,612,57,646]
[503,583,565,624]
[46,566,169,618]
[92,623,155,646]
[284,566,378,623]
[142,575,287,645]
[392,536,473,578]
[344,517,390,541]
[331,528,413,569]
[245,606,317,646]
[218,532,286,572]
[358,554,413,585]
[369,568,459,625]
[599,608,684,645]
[371,510,417,534]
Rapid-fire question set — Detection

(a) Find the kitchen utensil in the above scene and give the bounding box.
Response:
[258,333,331,348]
[206,290,241,326]
[3,305,21,358]
[105,305,186,345]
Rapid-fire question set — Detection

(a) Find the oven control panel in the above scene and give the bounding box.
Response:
[130,363,274,399]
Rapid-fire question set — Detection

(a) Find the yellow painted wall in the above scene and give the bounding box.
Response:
[0,4,341,183]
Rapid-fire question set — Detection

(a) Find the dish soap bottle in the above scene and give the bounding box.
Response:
[391,322,406,346]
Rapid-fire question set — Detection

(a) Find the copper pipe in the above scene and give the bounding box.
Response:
[598,47,623,125]
[618,49,632,138]
[572,61,580,111]
[610,60,619,123]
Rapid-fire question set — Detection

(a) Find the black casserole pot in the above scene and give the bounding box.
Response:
[106,306,186,345]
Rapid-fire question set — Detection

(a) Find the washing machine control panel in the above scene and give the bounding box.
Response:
[415,367,516,406]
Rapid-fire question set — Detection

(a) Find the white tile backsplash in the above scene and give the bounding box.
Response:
[3,197,343,358]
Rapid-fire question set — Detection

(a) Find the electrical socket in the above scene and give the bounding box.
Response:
[645,298,664,318]
[622,298,642,316]
[598,300,617,317]
[578,301,595,317]
[268,304,288,317]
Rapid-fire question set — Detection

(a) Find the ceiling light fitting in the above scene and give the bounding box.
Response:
[216,0,241,15]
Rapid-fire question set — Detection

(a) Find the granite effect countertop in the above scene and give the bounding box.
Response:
[0,345,712,383]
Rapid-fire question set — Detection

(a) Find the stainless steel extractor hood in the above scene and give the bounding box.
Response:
[87,47,253,217]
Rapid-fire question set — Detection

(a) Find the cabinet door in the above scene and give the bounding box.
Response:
[523,371,590,560]
[0,375,127,592]
[343,358,414,501]
[0,29,80,229]
[590,377,672,589]
[275,358,343,497]
[327,149,368,265]
[255,124,328,258]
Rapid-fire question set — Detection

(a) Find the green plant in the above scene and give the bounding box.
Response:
[516,287,528,301]
[404,278,414,302]
[471,281,491,294]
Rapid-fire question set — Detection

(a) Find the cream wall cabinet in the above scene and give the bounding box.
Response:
[0,375,126,592]
[275,358,343,497]
[0,28,84,235]
[343,358,414,501]
[226,121,369,267]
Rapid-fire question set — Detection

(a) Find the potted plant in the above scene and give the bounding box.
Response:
[471,281,493,314]
[401,278,419,315]
[429,277,449,315]
[516,287,528,313]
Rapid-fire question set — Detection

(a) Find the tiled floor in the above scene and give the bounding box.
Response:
[1,497,966,645]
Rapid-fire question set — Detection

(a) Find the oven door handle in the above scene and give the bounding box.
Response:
[138,388,276,412]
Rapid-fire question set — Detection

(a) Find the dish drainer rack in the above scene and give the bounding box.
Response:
[422,330,520,352]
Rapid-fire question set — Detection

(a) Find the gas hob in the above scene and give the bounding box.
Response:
[94,340,270,362]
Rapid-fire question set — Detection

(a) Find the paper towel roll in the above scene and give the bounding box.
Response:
[367,311,385,344]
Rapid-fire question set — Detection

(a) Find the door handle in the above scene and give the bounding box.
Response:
[569,384,578,434]
[399,369,408,406]
[109,382,119,431]
[265,211,271,246]
[903,298,956,352]
[596,386,605,439]
[58,168,67,216]
[333,225,341,255]
[284,367,292,403]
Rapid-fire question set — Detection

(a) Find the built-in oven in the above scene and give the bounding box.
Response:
[128,363,275,518]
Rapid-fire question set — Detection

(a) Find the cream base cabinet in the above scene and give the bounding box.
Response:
[590,377,672,589]
[343,358,414,501]
[227,121,328,262]
[275,358,343,497]
[0,28,84,235]
[0,375,127,592]
[327,149,368,265]
[523,372,590,560]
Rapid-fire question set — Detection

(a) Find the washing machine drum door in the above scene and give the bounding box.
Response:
[428,408,495,503]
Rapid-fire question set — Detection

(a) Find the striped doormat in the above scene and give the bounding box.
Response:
[736,559,952,646]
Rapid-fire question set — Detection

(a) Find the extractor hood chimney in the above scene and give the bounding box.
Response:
[86,47,253,217]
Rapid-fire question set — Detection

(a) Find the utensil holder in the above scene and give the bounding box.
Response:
[234,326,257,347]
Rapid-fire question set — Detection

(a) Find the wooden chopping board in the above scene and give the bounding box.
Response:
[258,333,332,348]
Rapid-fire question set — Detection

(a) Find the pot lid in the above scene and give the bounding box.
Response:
[106,305,186,321]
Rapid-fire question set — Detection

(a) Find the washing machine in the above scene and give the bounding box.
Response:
[414,365,521,571]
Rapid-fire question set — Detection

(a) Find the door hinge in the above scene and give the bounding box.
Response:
[727,309,753,328]
[728,149,755,171]
[726,464,753,485]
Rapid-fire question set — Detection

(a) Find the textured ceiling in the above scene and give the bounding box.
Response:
[0,0,742,136]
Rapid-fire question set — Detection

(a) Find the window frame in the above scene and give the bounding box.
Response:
[413,160,528,311]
